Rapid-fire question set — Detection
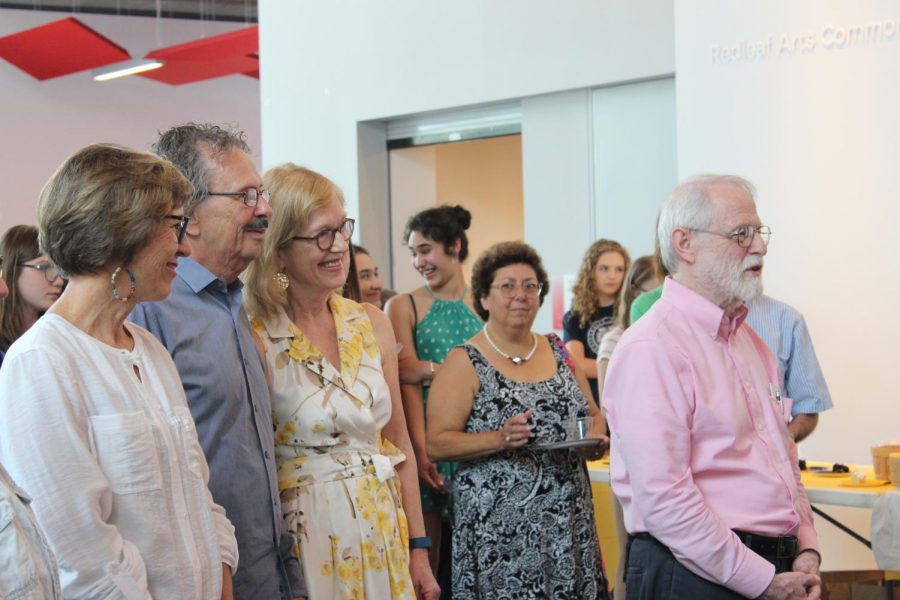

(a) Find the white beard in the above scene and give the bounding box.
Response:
[700,254,764,306]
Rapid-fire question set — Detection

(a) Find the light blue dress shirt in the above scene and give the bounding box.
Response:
[130,257,305,600]
[745,295,833,416]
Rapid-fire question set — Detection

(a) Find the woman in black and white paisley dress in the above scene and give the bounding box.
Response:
[426,241,611,600]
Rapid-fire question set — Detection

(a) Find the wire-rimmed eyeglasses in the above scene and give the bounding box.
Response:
[293,218,355,251]
[208,187,269,208]
[691,225,771,248]
[491,280,543,298]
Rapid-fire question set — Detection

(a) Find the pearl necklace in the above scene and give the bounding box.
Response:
[483,324,538,366]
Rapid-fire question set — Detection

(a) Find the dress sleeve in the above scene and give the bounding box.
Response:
[0,348,151,600]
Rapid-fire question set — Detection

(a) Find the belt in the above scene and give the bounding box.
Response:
[628,530,797,573]
[732,529,797,559]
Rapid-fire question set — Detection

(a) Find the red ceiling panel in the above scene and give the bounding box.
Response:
[140,26,259,85]
[0,17,130,81]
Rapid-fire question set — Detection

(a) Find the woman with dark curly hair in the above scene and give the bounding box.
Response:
[563,239,631,405]
[426,241,610,599]
[385,204,482,575]
[0,225,65,359]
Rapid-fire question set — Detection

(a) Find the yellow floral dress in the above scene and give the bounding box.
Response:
[253,295,414,599]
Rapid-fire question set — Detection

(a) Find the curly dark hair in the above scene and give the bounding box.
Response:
[402,204,472,261]
[470,241,549,321]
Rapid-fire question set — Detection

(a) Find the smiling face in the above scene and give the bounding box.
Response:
[17,255,64,315]
[128,211,192,303]
[593,250,626,304]
[279,197,350,295]
[407,230,460,288]
[189,146,271,282]
[480,263,541,329]
[355,251,383,308]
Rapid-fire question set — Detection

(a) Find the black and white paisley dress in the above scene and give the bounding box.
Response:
[451,334,610,600]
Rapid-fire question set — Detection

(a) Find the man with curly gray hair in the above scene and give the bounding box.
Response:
[131,123,306,600]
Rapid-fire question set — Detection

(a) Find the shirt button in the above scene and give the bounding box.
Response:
[265,450,270,459]
[758,423,765,431]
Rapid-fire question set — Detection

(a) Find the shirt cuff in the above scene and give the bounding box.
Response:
[724,547,776,599]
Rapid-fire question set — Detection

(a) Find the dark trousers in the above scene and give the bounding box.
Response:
[625,536,748,600]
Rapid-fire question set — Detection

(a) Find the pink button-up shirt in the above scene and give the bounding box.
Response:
[603,278,818,599]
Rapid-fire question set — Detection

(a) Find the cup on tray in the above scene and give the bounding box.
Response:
[562,416,599,442]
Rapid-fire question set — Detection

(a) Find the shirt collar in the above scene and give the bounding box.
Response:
[176,257,242,295]
[662,277,748,341]
[259,294,366,341]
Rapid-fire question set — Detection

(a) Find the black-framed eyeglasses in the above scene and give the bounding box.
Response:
[691,225,771,248]
[293,218,355,251]
[207,187,269,208]
[491,280,543,298]
[18,262,64,282]
[165,214,190,243]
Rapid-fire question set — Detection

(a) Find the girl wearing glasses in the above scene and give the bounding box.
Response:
[244,163,439,599]
[426,241,610,599]
[384,204,483,579]
[0,225,65,360]
[563,239,631,405]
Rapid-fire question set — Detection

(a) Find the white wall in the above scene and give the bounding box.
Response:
[593,77,677,257]
[0,9,261,232]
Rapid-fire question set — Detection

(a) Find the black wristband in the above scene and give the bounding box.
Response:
[409,536,432,550]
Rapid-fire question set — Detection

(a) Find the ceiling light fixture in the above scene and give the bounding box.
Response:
[92,57,164,81]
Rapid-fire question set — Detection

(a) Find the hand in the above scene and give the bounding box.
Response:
[577,435,609,461]
[792,550,822,598]
[417,453,444,491]
[499,409,533,450]
[757,571,821,600]
[421,360,439,385]
[410,548,441,599]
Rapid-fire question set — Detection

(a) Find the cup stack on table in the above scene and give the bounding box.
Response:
[871,442,900,481]
[890,452,900,488]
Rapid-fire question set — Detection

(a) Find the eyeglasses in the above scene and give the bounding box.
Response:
[19,262,64,282]
[207,187,269,208]
[491,280,543,298]
[293,218,355,251]
[165,214,190,243]
[691,225,771,248]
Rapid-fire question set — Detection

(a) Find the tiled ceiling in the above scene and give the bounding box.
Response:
[0,0,257,22]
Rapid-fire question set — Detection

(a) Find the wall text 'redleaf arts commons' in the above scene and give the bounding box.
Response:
[711,18,900,65]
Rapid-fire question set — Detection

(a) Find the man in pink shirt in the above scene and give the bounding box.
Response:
[603,175,821,600]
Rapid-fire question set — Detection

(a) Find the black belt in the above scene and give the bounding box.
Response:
[629,530,797,573]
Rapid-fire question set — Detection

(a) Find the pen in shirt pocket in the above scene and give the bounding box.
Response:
[769,382,783,411]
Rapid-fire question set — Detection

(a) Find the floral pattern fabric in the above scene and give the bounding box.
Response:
[452,334,610,599]
[253,295,414,599]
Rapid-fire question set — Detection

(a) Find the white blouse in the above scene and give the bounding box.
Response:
[0,314,238,599]
[0,463,62,599]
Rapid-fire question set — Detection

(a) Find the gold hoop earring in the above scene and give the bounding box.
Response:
[274,271,290,290]
[110,267,136,302]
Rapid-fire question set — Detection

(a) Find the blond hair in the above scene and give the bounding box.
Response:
[244,163,345,322]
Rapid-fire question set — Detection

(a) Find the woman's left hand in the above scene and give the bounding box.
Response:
[577,435,609,461]
[410,548,441,599]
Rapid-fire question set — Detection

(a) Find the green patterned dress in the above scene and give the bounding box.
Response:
[415,287,482,514]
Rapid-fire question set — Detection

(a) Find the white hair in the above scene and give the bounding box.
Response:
[657,174,757,273]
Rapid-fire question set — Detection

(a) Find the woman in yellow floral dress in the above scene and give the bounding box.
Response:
[244,163,439,600]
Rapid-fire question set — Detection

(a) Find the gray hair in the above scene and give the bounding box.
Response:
[152,123,250,213]
[657,174,756,273]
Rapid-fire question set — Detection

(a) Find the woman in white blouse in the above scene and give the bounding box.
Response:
[0,144,238,599]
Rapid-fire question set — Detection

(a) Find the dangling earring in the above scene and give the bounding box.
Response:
[110,267,136,302]
[274,270,290,290]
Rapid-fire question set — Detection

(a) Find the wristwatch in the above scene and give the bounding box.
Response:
[408,536,432,550]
